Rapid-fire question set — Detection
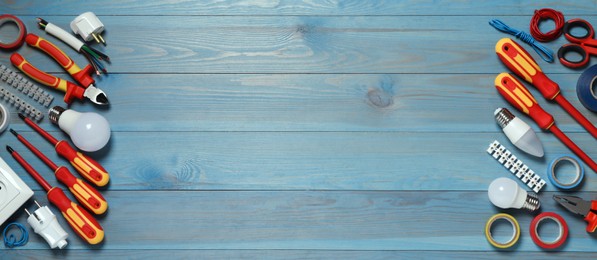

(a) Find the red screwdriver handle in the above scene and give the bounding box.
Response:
[495,38,560,100]
[26,33,95,88]
[56,141,110,187]
[495,73,555,130]
[47,187,104,244]
[10,53,85,104]
[55,166,108,215]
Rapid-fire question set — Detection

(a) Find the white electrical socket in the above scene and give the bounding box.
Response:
[0,156,33,226]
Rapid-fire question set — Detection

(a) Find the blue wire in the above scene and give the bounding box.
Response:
[3,222,28,248]
[489,19,554,63]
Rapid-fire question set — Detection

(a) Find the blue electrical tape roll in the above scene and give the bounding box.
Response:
[548,155,584,190]
[576,64,597,112]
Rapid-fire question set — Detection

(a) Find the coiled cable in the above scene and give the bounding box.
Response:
[3,223,28,248]
[530,8,565,42]
[489,19,554,63]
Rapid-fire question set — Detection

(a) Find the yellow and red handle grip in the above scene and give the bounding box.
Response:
[26,33,94,88]
[10,53,85,104]
[495,38,560,100]
[495,73,555,130]
[47,187,104,244]
[55,166,108,214]
[56,141,110,187]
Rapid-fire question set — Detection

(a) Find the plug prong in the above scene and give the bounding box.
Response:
[34,200,42,208]
[92,33,100,43]
[24,208,31,216]
[98,34,105,44]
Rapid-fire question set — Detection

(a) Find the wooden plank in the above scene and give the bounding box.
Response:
[5,0,596,16]
[4,191,595,251]
[4,250,597,259]
[0,16,585,74]
[3,132,596,191]
[2,73,591,133]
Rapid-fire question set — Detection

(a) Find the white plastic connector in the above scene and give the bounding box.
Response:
[25,201,68,249]
[70,12,105,44]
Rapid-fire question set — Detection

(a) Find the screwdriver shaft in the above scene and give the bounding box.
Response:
[550,125,597,172]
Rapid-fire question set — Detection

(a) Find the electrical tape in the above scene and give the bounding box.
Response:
[530,212,568,250]
[0,102,9,133]
[576,64,597,112]
[0,15,27,50]
[485,213,520,249]
[548,155,584,190]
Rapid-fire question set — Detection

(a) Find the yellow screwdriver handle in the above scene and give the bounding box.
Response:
[495,73,555,130]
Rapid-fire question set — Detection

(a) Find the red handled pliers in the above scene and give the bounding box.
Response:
[10,33,108,105]
[553,195,597,232]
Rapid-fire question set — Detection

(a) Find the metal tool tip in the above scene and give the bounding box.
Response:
[9,128,17,137]
[17,113,26,120]
[6,146,13,153]
[96,93,109,105]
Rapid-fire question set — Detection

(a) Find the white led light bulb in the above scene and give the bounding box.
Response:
[48,106,111,152]
[488,177,540,212]
[495,108,544,157]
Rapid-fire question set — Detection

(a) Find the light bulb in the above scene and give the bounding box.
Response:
[48,106,111,152]
[495,108,544,157]
[488,177,540,211]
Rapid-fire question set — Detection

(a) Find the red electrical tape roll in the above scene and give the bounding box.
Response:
[0,14,27,50]
[530,8,565,42]
[530,212,568,250]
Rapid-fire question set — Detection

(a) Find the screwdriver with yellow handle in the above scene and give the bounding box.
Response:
[19,113,109,186]
[7,146,104,244]
[495,73,597,172]
[495,37,597,139]
[10,129,108,215]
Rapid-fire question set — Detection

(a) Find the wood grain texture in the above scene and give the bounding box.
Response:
[3,0,596,16]
[5,191,597,252]
[1,0,597,258]
[0,15,588,74]
[2,132,596,192]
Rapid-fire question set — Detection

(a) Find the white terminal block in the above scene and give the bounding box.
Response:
[27,204,69,249]
[0,156,33,226]
[70,12,105,43]
[487,140,546,193]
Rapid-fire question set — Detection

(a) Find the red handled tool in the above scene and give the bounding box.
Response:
[495,73,597,172]
[10,129,108,214]
[553,195,597,233]
[10,34,108,105]
[19,114,110,186]
[7,146,104,244]
[495,38,597,139]
[558,19,597,68]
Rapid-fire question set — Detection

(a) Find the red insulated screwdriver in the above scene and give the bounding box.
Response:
[7,146,104,244]
[495,73,597,172]
[18,113,109,186]
[495,38,597,139]
[10,129,108,215]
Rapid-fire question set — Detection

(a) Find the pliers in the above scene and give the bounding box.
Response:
[10,33,108,105]
[553,195,597,232]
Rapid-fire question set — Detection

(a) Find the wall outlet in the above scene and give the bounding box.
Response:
[0,156,33,226]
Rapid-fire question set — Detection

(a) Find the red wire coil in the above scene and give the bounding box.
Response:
[530,8,565,42]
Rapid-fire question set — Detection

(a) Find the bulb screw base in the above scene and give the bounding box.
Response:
[48,106,65,124]
[523,192,541,212]
[495,107,514,128]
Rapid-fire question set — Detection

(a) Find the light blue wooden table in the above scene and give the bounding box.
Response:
[2,1,597,258]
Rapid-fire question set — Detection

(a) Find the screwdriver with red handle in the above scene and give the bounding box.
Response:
[7,146,104,244]
[10,128,108,214]
[18,113,110,186]
[495,73,597,172]
[495,38,597,139]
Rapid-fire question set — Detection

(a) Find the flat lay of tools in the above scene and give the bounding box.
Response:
[486,7,597,251]
[0,12,111,248]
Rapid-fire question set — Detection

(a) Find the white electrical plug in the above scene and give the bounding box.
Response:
[70,12,105,44]
[25,201,68,249]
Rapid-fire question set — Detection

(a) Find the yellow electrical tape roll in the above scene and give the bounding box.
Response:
[485,213,520,249]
